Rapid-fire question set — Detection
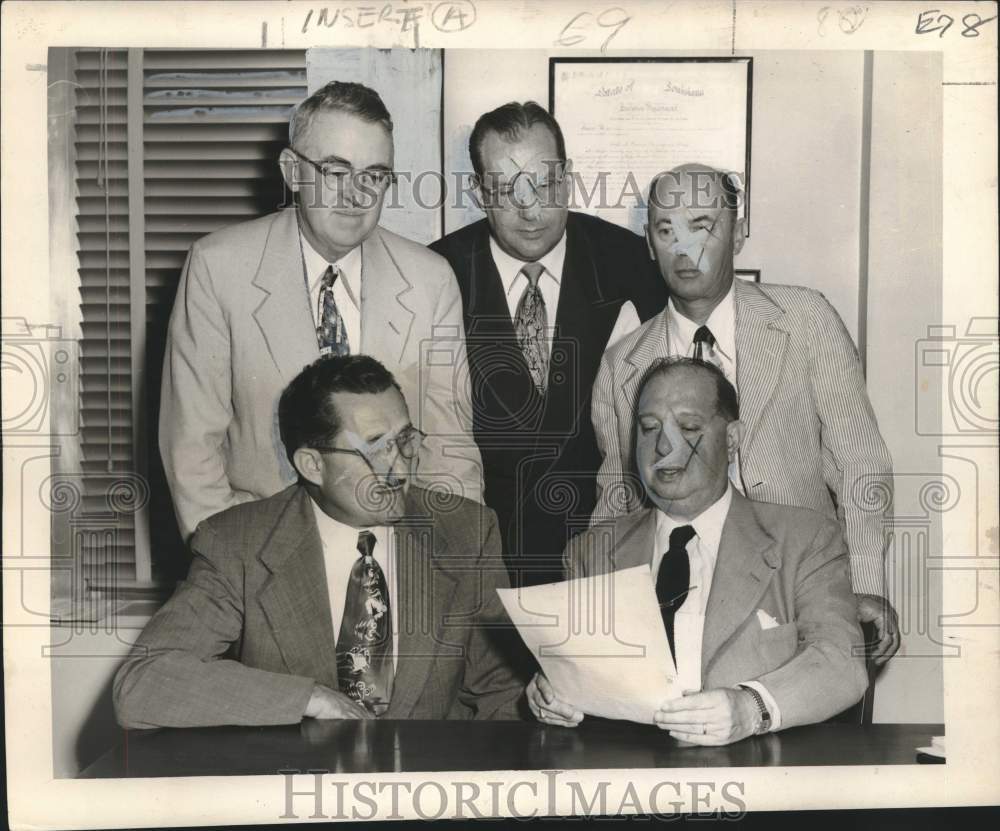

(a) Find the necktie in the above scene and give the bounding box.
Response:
[514,262,549,393]
[656,524,695,668]
[317,265,351,356]
[693,325,716,364]
[336,530,393,715]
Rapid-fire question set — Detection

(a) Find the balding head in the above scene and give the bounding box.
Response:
[645,163,746,322]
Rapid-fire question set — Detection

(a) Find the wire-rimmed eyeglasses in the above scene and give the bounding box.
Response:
[287,147,397,191]
[312,425,426,471]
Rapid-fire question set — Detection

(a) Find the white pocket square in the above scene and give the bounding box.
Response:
[756,609,780,630]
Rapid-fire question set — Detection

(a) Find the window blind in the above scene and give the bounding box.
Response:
[73,48,307,592]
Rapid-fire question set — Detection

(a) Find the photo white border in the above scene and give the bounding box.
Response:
[2,1,997,827]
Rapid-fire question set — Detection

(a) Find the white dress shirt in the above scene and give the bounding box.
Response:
[489,233,567,353]
[664,281,743,491]
[489,231,644,352]
[653,486,782,729]
[665,281,737,386]
[300,232,363,351]
[310,499,399,670]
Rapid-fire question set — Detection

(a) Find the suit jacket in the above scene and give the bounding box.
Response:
[160,207,483,540]
[567,491,868,729]
[591,279,893,596]
[113,485,525,728]
[430,213,667,584]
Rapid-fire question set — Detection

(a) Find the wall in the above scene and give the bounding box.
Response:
[866,50,944,723]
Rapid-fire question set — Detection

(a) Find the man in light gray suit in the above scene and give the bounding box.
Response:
[529,358,867,743]
[116,355,523,728]
[160,80,482,541]
[590,164,899,663]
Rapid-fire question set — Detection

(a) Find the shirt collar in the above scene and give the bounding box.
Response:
[489,231,567,299]
[656,485,733,555]
[666,279,737,361]
[309,496,375,550]
[299,228,362,309]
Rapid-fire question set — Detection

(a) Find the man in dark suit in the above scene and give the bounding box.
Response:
[114,355,524,728]
[528,358,867,743]
[431,101,667,587]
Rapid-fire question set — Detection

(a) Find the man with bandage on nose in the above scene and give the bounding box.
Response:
[528,357,868,743]
[590,164,900,666]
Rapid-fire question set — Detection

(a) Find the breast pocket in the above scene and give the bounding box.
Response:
[754,621,799,671]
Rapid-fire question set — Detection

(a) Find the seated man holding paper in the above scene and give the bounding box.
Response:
[525,357,867,744]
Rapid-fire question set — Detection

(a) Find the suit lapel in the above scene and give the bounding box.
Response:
[251,209,321,381]
[603,509,657,572]
[256,487,339,687]
[359,228,415,363]
[386,494,460,717]
[615,311,670,473]
[734,280,789,454]
[701,491,781,675]
[464,225,544,425]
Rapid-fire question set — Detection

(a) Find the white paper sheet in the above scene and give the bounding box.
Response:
[498,565,690,724]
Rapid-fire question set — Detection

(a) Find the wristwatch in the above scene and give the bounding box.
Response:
[738,685,772,735]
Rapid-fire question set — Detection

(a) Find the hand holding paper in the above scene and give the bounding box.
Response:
[498,566,697,724]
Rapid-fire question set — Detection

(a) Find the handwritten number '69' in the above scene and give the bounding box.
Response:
[556,7,631,52]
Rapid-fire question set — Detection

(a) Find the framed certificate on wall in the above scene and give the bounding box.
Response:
[550,57,752,237]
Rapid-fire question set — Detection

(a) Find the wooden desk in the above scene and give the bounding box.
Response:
[79,721,943,778]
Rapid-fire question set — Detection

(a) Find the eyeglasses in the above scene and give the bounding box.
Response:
[312,425,426,468]
[288,147,397,191]
[477,163,569,210]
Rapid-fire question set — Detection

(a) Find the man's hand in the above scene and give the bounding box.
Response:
[653,689,758,745]
[526,672,583,727]
[855,593,900,665]
[303,685,373,720]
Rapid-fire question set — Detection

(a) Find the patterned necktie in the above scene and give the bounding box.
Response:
[656,525,695,667]
[336,530,393,715]
[514,262,549,394]
[317,265,351,356]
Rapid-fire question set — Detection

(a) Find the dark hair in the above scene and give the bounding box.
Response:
[289,81,393,148]
[468,101,566,179]
[636,356,739,422]
[647,168,742,213]
[278,354,403,465]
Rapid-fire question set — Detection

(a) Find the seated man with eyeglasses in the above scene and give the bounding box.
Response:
[160,79,483,547]
[114,355,525,728]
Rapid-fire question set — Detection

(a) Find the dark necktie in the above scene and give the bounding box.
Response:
[693,325,716,363]
[656,524,695,667]
[336,530,393,715]
[317,265,351,356]
[514,262,549,393]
